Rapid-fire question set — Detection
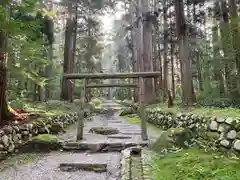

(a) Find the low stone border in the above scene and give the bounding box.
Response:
[120,148,131,180]
[141,149,152,180]
[145,108,240,154]
[0,112,85,160]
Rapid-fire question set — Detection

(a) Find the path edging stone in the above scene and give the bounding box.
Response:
[0,111,88,161]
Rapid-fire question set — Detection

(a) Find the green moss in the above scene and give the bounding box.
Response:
[20,134,62,152]
[121,114,140,124]
[148,103,240,118]
[89,98,103,109]
[150,148,240,180]
[150,128,190,152]
[23,101,76,117]
[31,134,60,143]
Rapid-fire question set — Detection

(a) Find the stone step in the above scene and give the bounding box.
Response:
[106,120,124,123]
[59,163,107,172]
[107,135,132,139]
[62,141,148,152]
[120,132,142,135]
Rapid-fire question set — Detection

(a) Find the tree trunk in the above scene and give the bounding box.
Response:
[70,4,78,102]
[45,44,53,99]
[195,51,204,91]
[142,0,154,103]
[228,0,240,73]
[152,0,160,98]
[45,1,54,100]
[170,43,175,99]
[153,27,160,98]
[61,2,74,101]
[157,26,163,96]
[212,19,224,94]
[137,0,143,102]
[219,0,238,98]
[175,0,196,106]
[163,2,168,100]
[0,31,12,126]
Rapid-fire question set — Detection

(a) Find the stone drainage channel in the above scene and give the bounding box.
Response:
[0,100,152,180]
[121,147,151,180]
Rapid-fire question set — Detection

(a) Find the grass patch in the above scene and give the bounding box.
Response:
[121,114,163,139]
[121,114,140,124]
[147,103,240,118]
[89,98,103,109]
[31,134,61,143]
[24,101,79,116]
[151,148,240,180]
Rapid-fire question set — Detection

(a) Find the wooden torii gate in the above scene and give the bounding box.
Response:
[64,72,161,141]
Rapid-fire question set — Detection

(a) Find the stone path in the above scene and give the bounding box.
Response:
[0,100,149,180]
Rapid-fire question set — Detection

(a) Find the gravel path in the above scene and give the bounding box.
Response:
[0,100,145,180]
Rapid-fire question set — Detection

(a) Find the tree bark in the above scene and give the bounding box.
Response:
[175,0,196,106]
[218,0,238,98]
[228,0,240,73]
[61,2,74,101]
[142,0,154,103]
[136,0,144,102]
[212,18,225,94]
[0,30,12,126]
[131,2,139,102]
[163,1,168,100]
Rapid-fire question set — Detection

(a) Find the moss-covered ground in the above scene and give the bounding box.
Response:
[150,148,240,180]
[118,99,240,118]
[147,103,240,119]
[120,101,240,180]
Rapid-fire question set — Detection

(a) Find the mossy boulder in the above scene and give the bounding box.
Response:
[49,122,65,134]
[120,107,135,116]
[89,127,119,135]
[20,134,62,152]
[150,128,191,152]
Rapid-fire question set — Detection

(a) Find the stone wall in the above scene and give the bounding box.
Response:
[145,108,240,153]
[0,112,82,160]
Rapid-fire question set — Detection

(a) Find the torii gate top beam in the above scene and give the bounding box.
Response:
[64,72,161,80]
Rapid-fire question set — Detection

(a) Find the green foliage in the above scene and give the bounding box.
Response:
[0,0,58,102]
[151,148,240,180]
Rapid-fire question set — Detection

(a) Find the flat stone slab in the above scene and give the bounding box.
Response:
[120,132,142,135]
[89,127,119,135]
[107,120,123,123]
[62,142,148,152]
[59,163,107,172]
[107,135,132,139]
